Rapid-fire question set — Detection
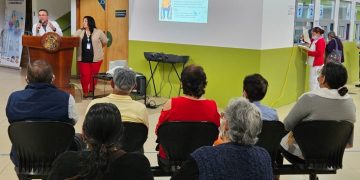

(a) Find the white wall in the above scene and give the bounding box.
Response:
[261,0,296,49]
[71,0,76,34]
[129,0,264,49]
[32,0,71,24]
[0,0,5,31]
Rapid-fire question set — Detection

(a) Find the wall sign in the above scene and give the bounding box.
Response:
[115,10,126,18]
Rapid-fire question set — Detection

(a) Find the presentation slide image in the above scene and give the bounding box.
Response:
[159,0,208,23]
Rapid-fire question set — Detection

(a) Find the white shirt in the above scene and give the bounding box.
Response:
[32,20,63,36]
[68,95,78,125]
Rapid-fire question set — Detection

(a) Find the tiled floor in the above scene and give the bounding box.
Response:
[0,66,359,179]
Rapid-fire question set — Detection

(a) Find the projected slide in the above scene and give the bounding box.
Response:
[159,0,208,23]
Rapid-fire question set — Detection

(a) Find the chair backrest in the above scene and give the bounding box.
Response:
[121,122,148,153]
[157,121,219,166]
[293,120,353,169]
[256,121,286,163]
[8,121,75,176]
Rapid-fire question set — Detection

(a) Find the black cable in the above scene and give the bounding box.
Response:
[168,64,173,98]
[157,63,165,96]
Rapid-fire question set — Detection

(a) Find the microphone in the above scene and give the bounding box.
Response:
[37,20,42,30]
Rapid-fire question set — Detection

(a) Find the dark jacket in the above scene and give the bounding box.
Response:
[172,143,273,180]
[6,83,72,124]
[326,38,344,63]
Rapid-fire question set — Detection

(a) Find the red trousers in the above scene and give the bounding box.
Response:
[78,61,102,95]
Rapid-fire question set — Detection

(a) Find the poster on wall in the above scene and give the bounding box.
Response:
[0,0,26,69]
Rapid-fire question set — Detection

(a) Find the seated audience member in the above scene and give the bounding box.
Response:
[48,103,153,180]
[6,60,78,166]
[156,64,220,168]
[214,74,278,145]
[172,98,273,180]
[87,68,148,127]
[243,74,279,121]
[280,62,356,163]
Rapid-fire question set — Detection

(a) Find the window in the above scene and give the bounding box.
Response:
[319,0,336,41]
[355,2,360,43]
[338,0,352,40]
[294,0,315,44]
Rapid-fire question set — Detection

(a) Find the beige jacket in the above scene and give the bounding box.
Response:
[73,28,107,62]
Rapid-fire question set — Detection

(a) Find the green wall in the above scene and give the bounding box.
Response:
[259,47,307,107]
[128,41,260,108]
[56,12,71,37]
[127,40,359,108]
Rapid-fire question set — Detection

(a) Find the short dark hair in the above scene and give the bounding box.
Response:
[38,9,48,15]
[312,27,325,35]
[81,103,124,179]
[181,65,207,98]
[27,60,53,84]
[243,74,268,102]
[84,16,97,34]
[321,62,348,96]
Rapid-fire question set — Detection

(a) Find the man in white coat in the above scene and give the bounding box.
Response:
[32,9,63,36]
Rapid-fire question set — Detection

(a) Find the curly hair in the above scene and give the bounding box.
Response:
[181,65,207,98]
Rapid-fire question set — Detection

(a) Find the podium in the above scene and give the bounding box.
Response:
[22,33,79,93]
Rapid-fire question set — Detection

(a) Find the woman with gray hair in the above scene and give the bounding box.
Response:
[172,98,273,180]
[325,31,344,63]
[86,67,149,127]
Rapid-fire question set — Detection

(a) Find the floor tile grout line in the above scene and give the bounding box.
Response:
[0,161,10,175]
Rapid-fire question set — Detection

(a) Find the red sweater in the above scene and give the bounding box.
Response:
[308,37,326,67]
[156,96,220,159]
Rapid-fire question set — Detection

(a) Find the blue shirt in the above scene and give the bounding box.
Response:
[253,101,279,121]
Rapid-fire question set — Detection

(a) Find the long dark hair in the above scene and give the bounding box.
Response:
[72,103,124,180]
[84,16,97,34]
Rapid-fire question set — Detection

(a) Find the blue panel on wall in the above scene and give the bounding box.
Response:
[98,0,106,10]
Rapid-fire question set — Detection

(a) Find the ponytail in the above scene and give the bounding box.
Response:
[69,140,115,180]
[338,86,348,96]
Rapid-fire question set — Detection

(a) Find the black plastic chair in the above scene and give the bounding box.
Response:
[256,121,287,165]
[275,120,353,180]
[153,121,219,176]
[8,121,75,180]
[121,122,148,153]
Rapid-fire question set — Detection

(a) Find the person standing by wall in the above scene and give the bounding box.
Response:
[73,16,107,98]
[325,31,344,63]
[300,26,326,91]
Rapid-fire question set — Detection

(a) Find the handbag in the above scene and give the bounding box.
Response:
[326,39,342,63]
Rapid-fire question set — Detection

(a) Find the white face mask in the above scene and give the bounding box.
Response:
[312,35,319,40]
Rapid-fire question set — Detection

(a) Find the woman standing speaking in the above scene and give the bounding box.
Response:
[73,16,107,98]
[300,26,326,91]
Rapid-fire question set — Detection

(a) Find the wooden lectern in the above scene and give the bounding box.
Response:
[22,33,79,93]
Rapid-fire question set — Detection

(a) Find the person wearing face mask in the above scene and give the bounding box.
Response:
[32,9,63,36]
[73,16,108,98]
[300,26,326,91]
[280,62,355,164]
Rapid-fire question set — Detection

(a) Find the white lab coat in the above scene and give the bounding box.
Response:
[32,20,63,36]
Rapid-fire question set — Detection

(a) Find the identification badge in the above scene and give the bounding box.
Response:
[86,43,91,50]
